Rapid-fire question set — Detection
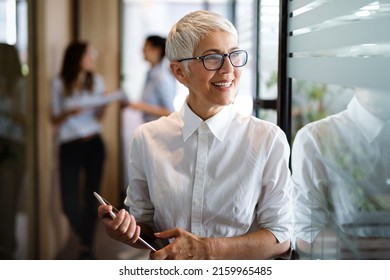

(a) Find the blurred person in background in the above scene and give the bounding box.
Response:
[127,35,176,122]
[0,43,27,259]
[51,41,107,260]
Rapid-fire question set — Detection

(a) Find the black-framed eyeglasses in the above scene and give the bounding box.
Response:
[177,49,248,71]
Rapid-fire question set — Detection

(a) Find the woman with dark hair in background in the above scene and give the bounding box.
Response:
[51,41,106,259]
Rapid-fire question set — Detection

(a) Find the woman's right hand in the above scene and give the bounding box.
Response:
[98,206,141,247]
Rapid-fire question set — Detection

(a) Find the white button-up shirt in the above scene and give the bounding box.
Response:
[125,102,292,243]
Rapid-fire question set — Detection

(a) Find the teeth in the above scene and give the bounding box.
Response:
[213,81,232,87]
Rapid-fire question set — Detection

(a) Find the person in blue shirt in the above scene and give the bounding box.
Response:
[128,35,176,122]
[51,41,106,259]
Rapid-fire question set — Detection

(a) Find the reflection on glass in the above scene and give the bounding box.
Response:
[291,80,353,140]
[292,87,390,259]
[0,43,27,259]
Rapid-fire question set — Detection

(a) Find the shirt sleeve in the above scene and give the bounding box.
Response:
[93,74,106,97]
[255,128,293,243]
[124,127,155,228]
[51,77,64,117]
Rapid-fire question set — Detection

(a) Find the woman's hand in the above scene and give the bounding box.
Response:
[98,206,141,247]
[150,228,212,260]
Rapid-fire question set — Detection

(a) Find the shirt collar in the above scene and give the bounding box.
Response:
[181,102,235,142]
[348,95,385,143]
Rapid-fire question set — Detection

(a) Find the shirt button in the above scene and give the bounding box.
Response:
[195,200,200,206]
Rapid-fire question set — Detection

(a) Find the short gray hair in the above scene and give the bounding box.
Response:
[166,10,238,73]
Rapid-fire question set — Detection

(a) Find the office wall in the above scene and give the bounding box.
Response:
[34,0,120,259]
[35,0,72,259]
[286,0,390,259]
[78,0,121,205]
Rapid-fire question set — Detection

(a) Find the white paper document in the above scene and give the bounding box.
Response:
[63,91,127,110]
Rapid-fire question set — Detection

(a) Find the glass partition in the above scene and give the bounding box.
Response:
[288,0,390,259]
[0,0,33,259]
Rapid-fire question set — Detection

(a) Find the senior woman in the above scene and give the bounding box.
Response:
[99,10,292,260]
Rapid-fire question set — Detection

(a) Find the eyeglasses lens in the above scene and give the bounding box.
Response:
[203,51,247,70]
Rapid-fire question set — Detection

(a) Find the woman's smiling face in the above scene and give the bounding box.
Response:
[184,30,244,120]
